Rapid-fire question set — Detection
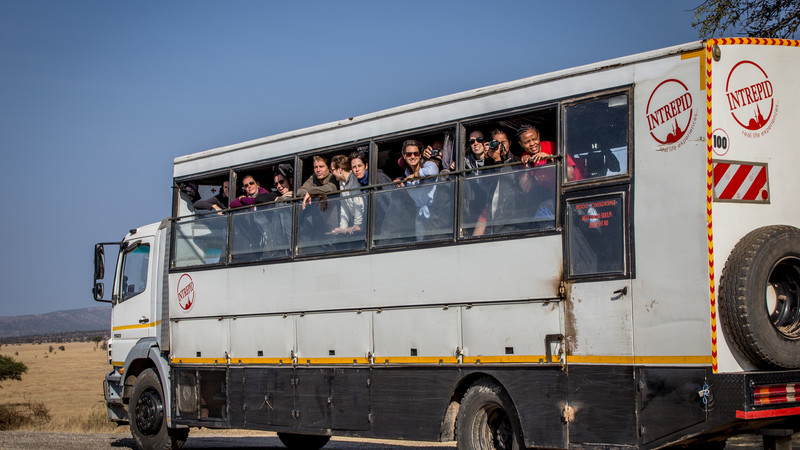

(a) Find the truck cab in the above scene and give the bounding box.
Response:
[94,221,173,429]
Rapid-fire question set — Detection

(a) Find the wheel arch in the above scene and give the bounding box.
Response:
[440,372,516,442]
[122,337,172,421]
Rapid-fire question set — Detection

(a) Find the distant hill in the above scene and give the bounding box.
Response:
[0,307,110,340]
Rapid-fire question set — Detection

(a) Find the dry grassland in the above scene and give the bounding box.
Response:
[0,341,120,433]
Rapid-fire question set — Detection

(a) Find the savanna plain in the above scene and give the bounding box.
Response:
[0,341,454,448]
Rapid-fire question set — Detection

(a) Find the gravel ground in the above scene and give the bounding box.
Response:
[0,431,797,449]
[0,431,456,449]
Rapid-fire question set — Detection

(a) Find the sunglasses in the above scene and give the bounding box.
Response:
[404,151,420,157]
[274,179,288,186]
[468,137,485,144]
[243,181,257,187]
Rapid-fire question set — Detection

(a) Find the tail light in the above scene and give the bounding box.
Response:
[754,383,799,406]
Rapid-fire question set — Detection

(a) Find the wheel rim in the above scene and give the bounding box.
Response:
[474,403,514,450]
[766,257,800,338]
[135,387,164,436]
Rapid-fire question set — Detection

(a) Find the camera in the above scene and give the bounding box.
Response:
[429,148,441,158]
[487,139,502,150]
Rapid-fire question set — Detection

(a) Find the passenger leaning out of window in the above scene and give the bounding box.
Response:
[230,175,276,208]
[517,124,580,182]
[486,128,518,165]
[297,155,337,210]
[330,155,364,235]
[464,130,489,170]
[193,180,229,215]
[394,139,440,186]
[273,164,294,200]
[350,149,392,188]
[394,140,440,238]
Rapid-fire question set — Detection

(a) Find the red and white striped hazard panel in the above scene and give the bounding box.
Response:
[713,161,769,202]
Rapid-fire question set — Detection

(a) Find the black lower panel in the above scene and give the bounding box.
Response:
[491,367,568,448]
[567,365,637,446]
[638,367,708,443]
[172,364,800,448]
[368,367,460,441]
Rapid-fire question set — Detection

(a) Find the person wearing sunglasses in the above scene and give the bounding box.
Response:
[462,130,494,236]
[230,175,276,208]
[394,139,440,239]
[465,130,489,170]
[273,163,294,200]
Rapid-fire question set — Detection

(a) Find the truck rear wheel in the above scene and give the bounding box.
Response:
[720,225,800,369]
[129,368,188,450]
[456,378,523,450]
[277,432,330,449]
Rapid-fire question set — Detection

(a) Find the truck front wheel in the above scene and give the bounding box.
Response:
[129,368,188,450]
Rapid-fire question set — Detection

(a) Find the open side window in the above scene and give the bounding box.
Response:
[460,107,559,239]
[230,161,295,262]
[172,172,231,269]
[373,130,455,247]
[296,148,369,256]
[175,173,230,219]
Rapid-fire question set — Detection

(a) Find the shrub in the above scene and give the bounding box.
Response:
[0,401,50,430]
[0,355,27,387]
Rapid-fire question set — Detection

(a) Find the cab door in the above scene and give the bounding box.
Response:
[110,237,156,369]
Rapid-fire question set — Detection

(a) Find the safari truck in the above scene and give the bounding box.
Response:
[94,38,800,449]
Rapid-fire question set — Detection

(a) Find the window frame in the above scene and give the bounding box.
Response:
[560,88,633,188]
[119,242,151,302]
[559,87,635,282]
[167,88,635,273]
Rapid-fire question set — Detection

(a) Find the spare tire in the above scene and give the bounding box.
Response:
[719,225,800,369]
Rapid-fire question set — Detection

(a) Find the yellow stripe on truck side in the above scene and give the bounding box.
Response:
[112,320,162,331]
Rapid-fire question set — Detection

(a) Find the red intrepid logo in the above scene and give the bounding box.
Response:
[177,273,194,311]
[646,79,694,145]
[726,60,773,131]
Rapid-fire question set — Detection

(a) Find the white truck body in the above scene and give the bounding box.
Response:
[96,39,800,449]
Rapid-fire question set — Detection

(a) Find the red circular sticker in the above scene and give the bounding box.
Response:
[177,274,195,311]
[725,60,774,131]
[646,78,694,145]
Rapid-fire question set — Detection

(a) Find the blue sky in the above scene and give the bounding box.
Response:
[0,1,704,316]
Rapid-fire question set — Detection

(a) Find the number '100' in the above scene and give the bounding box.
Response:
[714,135,728,149]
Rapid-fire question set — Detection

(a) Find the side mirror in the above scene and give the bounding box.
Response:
[93,243,113,303]
[94,244,105,280]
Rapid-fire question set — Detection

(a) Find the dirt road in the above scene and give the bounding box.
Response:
[0,431,795,449]
[0,431,455,450]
